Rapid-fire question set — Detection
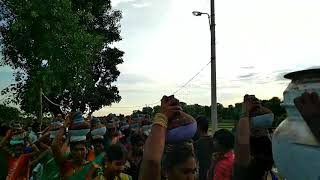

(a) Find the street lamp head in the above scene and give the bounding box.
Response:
[192,11,203,16]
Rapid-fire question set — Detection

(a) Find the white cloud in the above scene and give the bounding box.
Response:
[132,3,150,8]
[112,0,137,7]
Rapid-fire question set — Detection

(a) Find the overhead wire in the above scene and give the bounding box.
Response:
[42,93,64,107]
[41,60,211,110]
[108,60,211,109]
[172,60,211,95]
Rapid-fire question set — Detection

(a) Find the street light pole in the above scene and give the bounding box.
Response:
[210,0,218,133]
[192,0,217,133]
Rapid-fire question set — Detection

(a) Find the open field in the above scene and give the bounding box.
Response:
[208,120,236,133]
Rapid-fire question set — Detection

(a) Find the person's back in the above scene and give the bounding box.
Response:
[194,116,214,180]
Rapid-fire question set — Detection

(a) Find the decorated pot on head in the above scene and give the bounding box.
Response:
[250,104,274,130]
[106,120,119,137]
[272,68,320,180]
[10,123,26,145]
[166,112,197,143]
[10,137,25,146]
[106,120,118,130]
[69,112,90,142]
[120,124,130,131]
[163,95,197,144]
[90,117,106,140]
[49,120,64,139]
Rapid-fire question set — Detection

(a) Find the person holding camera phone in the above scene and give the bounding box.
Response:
[233,95,278,180]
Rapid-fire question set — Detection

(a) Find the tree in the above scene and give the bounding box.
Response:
[262,97,285,117]
[176,102,208,119]
[68,0,123,114]
[118,114,125,122]
[0,0,123,116]
[0,104,21,125]
[152,105,160,116]
[146,97,286,128]
[261,97,286,126]
[225,105,234,120]
[203,105,211,119]
[180,102,187,109]
[217,103,224,120]
[142,107,153,116]
[233,103,242,120]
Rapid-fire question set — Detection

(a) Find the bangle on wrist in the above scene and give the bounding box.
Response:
[153,113,168,129]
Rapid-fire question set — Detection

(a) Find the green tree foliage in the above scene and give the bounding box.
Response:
[181,103,210,118]
[261,97,287,126]
[132,110,143,119]
[0,104,20,124]
[145,97,286,126]
[217,97,287,125]
[118,114,125,122]
[0,0,123,116]
[152,105,160,116]
[142,107,153,117]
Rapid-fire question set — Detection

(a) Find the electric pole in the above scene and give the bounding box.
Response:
[211,0,218,133]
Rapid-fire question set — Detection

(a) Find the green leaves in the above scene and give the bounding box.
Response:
[30,11,38,18]
[1,0,123,115]
[0,104,21,124]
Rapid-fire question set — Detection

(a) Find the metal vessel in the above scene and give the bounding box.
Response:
[272,69,320,180]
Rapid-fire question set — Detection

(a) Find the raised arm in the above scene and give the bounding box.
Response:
[31,148,51,166]
[27,137,40,157]
[51,125,68,165]
[37,132,51,150]
[234,95,259,166]
[0,129,12,148]
[139,96,182,180]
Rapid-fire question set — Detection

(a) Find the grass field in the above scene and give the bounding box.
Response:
[208,120,236,133]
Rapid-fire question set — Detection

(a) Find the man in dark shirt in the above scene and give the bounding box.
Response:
[194,116,214,180]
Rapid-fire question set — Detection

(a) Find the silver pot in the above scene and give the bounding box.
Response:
[272,68,320,180]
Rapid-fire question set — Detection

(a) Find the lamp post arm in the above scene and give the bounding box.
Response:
[202,13,211,28]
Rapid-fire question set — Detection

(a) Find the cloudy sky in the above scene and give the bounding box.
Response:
[1,0,320,115]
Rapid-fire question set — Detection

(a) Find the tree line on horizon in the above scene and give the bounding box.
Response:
[0,96,286,128]
[131,96,287,127]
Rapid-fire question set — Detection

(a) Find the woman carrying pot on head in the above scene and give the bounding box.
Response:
[139,95,198,180]
[51,111,98,180]
[233,95,278,180]
[0,124,39,180]
[30,120,65,180]
[87,117,107,162]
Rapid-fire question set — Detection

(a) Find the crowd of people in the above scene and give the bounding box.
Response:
[0,92,319,180]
